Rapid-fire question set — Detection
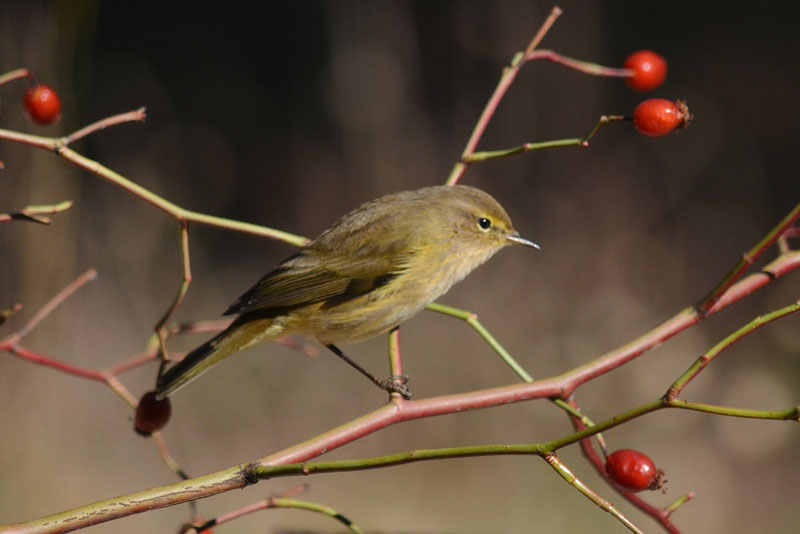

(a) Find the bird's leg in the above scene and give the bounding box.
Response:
[325,344,411,399]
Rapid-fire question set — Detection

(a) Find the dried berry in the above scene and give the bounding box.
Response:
[134,391,172,435]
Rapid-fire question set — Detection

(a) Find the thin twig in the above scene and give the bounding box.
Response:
[523,7,563,57]
[152,432,190,479]
[461,115,627,163]
[8,345,106,381]
[0,127,310,246]
[155,221,193,362]
[190,491,363,534]
[106,350,160,376]
[528,49,633,77]
[543,452,644,534]
[446,6,562,185]
[0,200,73,225]
[0,68,32,87]
[696,200,800,315]
[63,107,146,145]
[17,268,97,337]
[105,375,138,407]
[387,327,405,397]
[668,298,800,398]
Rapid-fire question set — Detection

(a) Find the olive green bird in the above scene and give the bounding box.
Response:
[155,185,537,400]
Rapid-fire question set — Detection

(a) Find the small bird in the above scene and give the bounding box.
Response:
[156,185,537,399]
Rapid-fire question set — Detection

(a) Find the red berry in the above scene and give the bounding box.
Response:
[633,98,690,138]
[624,50,667,92]
[23,83,62,124]
[605,449,664,492]
[134,391,172,435]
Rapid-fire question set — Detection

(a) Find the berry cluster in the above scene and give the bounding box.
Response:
[623,50,691,137]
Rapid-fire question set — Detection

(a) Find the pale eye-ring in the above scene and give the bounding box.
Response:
[477,217,492,230]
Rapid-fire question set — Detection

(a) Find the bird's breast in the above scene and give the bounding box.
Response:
[295,243,500,345]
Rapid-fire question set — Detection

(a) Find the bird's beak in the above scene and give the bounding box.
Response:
[506,232,540,249]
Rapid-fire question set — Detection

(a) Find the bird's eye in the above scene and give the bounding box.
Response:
[477,217,492,230]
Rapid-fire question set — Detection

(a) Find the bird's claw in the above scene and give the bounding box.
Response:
[378,374,411,400]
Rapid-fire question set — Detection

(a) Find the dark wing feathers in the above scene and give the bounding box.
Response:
[223,196,426,316]
[223,247,410,316]
[318,272,398,310]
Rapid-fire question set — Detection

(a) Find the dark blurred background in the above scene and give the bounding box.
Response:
[1,2,799,533]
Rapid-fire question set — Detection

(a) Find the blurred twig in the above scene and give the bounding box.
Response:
[695,202,800,315]
[446,6,563,186]
[0,200,73,224]
[188,487,363,534]
[527,49,633,77]
[0,67,32,87]
[0,303,22,325]
[462,115,627,163]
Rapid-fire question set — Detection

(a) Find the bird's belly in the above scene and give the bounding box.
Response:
[293,287,430,345]
[307,301,423,345]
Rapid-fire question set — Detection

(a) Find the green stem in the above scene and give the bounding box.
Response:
[668,399,799,420]
[462,115,627,164]
[0,128,310,247]
[552,397,800,452]
[544,453,643,534]
[669,299,800,396]
[426,302,610,454]
[463,139,583,162]
[426,302,533,381]
[549,400,667,450]
[386,327,406,396]
[267,498,363,534]
[664,492,695,515]
[256,443,545,479]
[255,399,797,482]
[182,209,309,246]
[155,222,194,359]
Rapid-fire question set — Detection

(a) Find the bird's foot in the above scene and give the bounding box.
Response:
[377,374,411,400]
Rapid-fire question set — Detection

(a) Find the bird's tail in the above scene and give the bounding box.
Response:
[155,316,276,399]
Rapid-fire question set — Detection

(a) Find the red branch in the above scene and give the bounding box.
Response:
[9,345,107,381]
[3,247,798,533]
[559,251,800,396]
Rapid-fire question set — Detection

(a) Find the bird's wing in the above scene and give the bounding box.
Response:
[223,244,413,315]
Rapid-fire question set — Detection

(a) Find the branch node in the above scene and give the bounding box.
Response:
[663,387,679,402]
[241,462,261,485]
